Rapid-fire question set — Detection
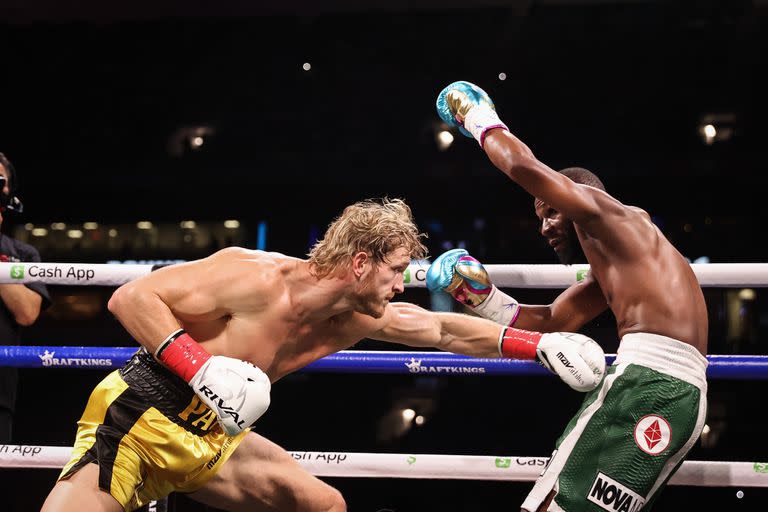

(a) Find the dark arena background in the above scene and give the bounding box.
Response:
[1,1,768,510]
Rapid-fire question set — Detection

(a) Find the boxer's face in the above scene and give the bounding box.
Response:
[354,247,409,318]
[534,198,580,265]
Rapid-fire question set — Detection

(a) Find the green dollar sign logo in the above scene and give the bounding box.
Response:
[10,265,25,279]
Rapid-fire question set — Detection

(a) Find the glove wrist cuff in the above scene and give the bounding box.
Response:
[473,286,520,326]
[499,326,542,359]
[155,329,212,382]
[464,104,509,146]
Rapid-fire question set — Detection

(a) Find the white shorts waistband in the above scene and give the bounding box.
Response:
[615,333,708,390]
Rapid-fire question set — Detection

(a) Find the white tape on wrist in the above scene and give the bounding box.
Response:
[497,326,507,357]
[463,104,509,145]
[473,286,520,326]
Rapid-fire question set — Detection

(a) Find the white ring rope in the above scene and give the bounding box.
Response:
[1,445,765,487]
[2,262,768,288]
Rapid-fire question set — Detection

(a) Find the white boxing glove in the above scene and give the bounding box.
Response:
[156,329,271,435]
[499,327,606,392]
[536,332,606,392]
[188,355,271,435]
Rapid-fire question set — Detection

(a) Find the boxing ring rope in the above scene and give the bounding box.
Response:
[2,262,768,288]
[1,446,766,487]
[2,261,767,498]
[1,346,767,379]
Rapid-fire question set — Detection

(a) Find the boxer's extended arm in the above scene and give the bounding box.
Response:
[368,302,605,391]
[436,81,624,226]
[371,302,503,358]
[483,132,618,226]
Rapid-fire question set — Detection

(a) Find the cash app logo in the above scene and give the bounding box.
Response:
[495,457,512,468]
[403,268,411,284]
[10,265,25,279]
[406,455,416,465]
[754,462,768,473]
[576,269,589,282]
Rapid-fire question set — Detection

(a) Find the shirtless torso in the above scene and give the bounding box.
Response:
[43,212,543,512]
[536,194,709,355]
[435,79,710,512]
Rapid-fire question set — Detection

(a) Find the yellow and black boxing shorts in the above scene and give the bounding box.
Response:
[59,348,249,511]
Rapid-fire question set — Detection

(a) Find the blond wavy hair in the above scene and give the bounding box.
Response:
[308,198,428,278]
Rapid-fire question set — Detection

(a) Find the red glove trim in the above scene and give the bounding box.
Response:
[156,330,211,382]
[498,326,543,360]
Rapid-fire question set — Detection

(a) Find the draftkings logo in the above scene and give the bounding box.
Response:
[38,350,113,367]
[588,472,646,512]
[39,350,55,366]
[405,358,423,372]
[403,358,485,374]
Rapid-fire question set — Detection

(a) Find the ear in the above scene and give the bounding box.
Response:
[351,251,370,279]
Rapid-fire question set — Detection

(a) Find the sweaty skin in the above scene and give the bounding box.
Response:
[43,244,508,512]
[107,246,505,384]
[481,129,708,355]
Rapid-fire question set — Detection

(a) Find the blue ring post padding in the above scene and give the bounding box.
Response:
[0,347,766,380]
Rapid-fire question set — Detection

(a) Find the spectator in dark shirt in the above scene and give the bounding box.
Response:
[0,152,51,442]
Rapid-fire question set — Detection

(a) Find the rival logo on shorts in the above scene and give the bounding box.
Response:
[633,414,672,455]
[588,472,646,512]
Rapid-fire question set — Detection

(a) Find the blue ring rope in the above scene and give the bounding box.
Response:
[0,346,765,380]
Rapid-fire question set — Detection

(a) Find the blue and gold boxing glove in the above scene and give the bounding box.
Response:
[436,81,509,146]
[427,248,520,326]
